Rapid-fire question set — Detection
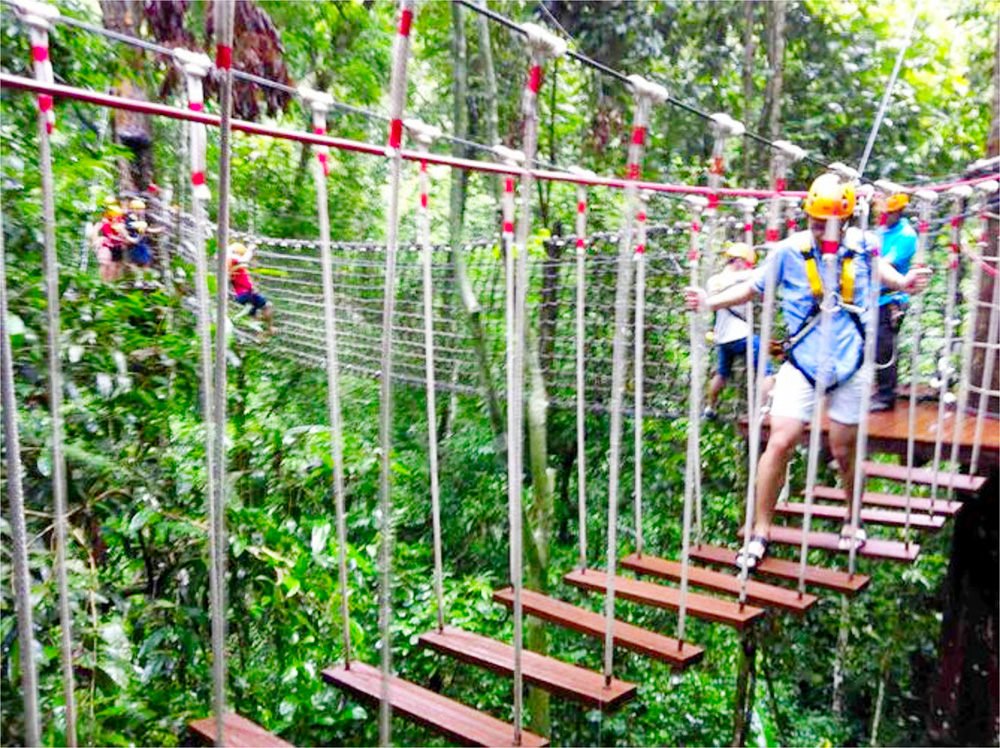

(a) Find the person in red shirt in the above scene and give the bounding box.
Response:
[94,198,128,281]
[228,242,274,333]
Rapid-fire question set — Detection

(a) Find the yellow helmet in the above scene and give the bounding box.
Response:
[103,195,119,208]
[885,193,909,212]
[228,242,253,263]
[107,205,124,217]
[803,173,855,220]
[128,198,146,210]
[723,241,756,266]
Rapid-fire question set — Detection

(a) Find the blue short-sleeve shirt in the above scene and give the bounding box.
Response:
[879,218,918,306]
[750,229,875,388]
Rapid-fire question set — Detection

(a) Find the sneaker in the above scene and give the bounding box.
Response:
[837,525,867,551]
[870,399,895,412]
[701,407,717,421]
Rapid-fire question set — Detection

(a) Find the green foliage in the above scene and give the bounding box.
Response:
[1,0,994,746]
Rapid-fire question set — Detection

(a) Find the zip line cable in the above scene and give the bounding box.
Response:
[856,7,921,180]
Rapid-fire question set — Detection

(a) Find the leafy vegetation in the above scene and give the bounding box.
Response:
[1,1,995,746]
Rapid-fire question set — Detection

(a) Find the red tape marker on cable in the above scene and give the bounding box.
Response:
[216,46,232,71]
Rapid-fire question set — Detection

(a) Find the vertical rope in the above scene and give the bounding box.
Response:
[694,113,744,544]
[903,190,937,546]
[510,23,565,735]
[494,147,524,720]
[947,187,991,492]
[633,191,650,556]
[175,46,222,738]
[212,5,235,741]
[929,186,972,506]
[604,75,666,681]
[406,119,446,631]
[569,168,594,570]
[734,197,757,607]
[847,192,880,577]
[19,5,78,742]
[677,194,707,646]
[797,217,841,596]
[1,213,42,748]
[301,88,353,664]
[379,4,415,743]
[970,264,999,475]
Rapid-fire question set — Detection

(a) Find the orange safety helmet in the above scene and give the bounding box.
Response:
[803,173,856,220]
[885,193,909,212]
[723,241,756,266]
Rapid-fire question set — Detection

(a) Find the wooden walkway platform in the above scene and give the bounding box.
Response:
[688,544,869,593]
[323,661,549,748]
[493,587,704,668]
[418,626,637,710]
[743,401,998,465]
[564,569,763,628]
[775,501,947,530]
[188,714,293,748]
[811,484,962,515]
[620,553,817,613]
[744,525,920,562]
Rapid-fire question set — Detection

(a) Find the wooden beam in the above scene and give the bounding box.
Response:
[620,553,817,613]
[493,587,704,668]
[775,501,947,530]
[812,484,962,515]
[322,661,549,748]
[419,626,636,710]
[688,544,869,594]
[188,714,293,748]
[563,569,763,628]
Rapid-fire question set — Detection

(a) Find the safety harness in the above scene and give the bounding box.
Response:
[784,233,866,390]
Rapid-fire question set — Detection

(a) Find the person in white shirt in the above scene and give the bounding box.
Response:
[702,242,773,420]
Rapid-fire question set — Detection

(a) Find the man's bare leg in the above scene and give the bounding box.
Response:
[707,373,726,412]
[753,415,806,538]
[829,420,860,534]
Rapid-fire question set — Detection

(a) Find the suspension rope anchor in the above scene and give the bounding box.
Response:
[709,112,745,139]
[403,118,442,148]
[626,75,669,106]
[771,139,807,165]
[827,161,860,185]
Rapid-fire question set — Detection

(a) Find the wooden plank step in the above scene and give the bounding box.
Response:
[742,525,920,562]
[812,484,962,515]
[776,501,947,530]
[689,544,869,594]
[863,461,985,493]
[563,569,763,628]
[419,626,636,710]
[493,587,704,668]
[619,553,817,614]
[188,713,293,748]
[322,660,549,748]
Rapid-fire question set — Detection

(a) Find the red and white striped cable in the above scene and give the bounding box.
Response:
[174,49,213,200]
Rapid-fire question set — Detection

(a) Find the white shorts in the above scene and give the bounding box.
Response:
[769,362,864,425]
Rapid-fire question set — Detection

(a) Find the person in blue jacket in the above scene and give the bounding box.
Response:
[872,192,918,411]
[685,174,930,572]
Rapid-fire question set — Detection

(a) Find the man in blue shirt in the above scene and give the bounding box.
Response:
[685,174,929,571]
[872,193,918,411]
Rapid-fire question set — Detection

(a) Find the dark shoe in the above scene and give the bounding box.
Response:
[870,399,895,412]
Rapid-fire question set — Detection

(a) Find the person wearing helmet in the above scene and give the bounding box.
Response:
[685,173,931,572]
[702,242,774,420]
[96,200,128,281]
[124,196,163,273]
[872,193,917,411]
[228,242,274,334]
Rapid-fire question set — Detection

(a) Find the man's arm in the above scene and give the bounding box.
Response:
[685,279,756,313]
[878,257,931,294]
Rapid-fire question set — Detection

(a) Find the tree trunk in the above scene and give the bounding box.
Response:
[759,1,787,171]
[926,470,999,745]
[447,3,505,444]
[100,1,154,191]
[741,1,756,185]
[524,326,555,739]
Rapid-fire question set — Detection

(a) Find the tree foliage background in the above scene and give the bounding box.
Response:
[1,0,996,746]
